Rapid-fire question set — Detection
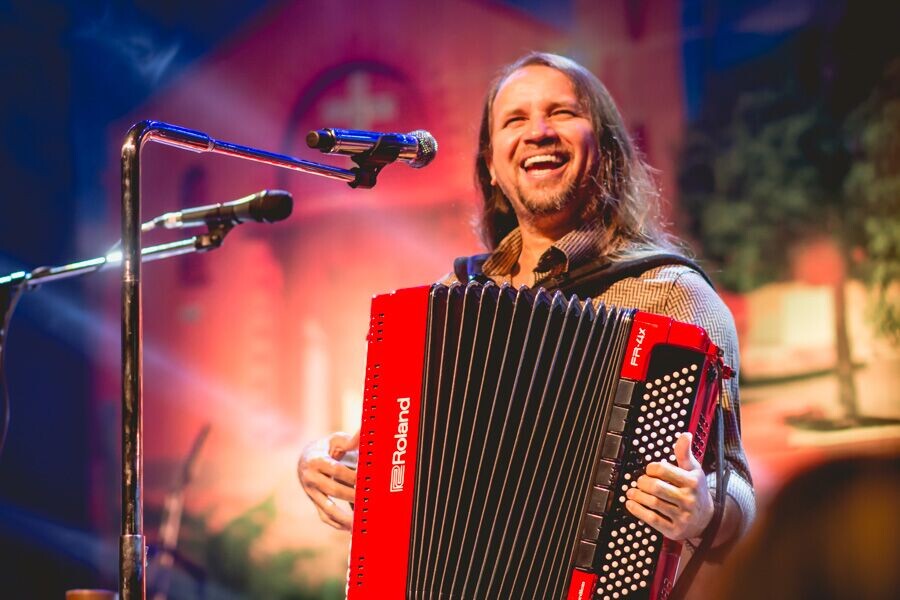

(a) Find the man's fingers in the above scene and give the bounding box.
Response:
[625,499,674,538]
[308,488,353,530]
[309,456,358,487]
[321,500,354,530]
[302,454,357,489]
[644,461,694,488]
[315,506,347,530]
[330,462,359,487]
[635,474,683,506]
[305,469,357,502]
[298,458,357,502]
[626,486,679,520]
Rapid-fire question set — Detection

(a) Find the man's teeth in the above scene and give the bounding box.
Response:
[523,154,564,169]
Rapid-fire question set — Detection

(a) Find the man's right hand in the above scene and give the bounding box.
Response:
[297,432,359,531]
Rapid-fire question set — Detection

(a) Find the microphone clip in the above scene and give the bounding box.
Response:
[349,135,405,189]
[194,220,235,253]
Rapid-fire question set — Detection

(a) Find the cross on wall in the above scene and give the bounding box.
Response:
[320,72,398,130]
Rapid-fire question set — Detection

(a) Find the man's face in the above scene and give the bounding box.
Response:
[488,65,600,225]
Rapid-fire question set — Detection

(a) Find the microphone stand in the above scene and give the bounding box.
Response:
[118,120,391,600]
[0,221,237,460]
[0,280,24,459]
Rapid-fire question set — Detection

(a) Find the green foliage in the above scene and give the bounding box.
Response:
[679,88,847,292]
[844,59,900,342]
[679,65,900,344]
[171,497,344,600]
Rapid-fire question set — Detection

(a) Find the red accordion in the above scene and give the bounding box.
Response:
[348,282,724,599]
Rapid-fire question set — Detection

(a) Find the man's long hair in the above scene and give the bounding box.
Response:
[475,52,681,258]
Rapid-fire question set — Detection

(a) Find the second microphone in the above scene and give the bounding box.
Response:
[149,189,293,230]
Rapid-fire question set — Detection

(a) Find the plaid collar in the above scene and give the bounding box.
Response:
[481,218,608,285]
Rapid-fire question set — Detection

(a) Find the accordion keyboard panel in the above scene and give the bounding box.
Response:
[578,346,711,600]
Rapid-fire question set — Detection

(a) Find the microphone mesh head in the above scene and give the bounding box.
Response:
[408,130,438,168]
[255,190,294,223]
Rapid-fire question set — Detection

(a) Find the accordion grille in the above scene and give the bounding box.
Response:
[407,282,633,599]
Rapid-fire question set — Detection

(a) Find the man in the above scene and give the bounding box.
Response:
[298,52,754,594]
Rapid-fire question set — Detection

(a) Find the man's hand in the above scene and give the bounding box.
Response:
[297,431,359,531]
[624,432,714,541]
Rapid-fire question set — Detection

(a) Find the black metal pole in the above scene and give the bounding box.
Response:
[0,277,25,458]
[120,121,146,600]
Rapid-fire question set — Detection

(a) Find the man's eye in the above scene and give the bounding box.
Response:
[503,116,525,127]
[553,109,577,117]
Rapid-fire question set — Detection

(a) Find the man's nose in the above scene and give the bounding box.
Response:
[524,116,558,143]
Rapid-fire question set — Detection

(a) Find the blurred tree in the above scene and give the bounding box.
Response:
[157,497,344,599]
[679,59,899,425]
[204,497,344,599]
[844,59,900,344]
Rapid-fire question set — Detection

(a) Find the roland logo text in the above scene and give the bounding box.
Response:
[390,397,410,492]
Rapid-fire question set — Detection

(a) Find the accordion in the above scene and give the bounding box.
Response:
[348,282,724,599]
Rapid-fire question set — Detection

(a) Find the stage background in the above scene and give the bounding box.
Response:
[0,0,897,597]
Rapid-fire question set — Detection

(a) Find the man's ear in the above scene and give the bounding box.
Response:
[486,156,496,186]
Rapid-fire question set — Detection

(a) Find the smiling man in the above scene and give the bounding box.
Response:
[298,52,755,598]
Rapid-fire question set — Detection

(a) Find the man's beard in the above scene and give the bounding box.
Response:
[514,178,583,219]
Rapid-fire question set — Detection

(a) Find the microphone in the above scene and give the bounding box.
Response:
[306,128,438,168]
[147,189,293,231]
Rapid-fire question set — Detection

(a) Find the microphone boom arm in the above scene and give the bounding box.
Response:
[0,230,233,292]
[133,120,358,183]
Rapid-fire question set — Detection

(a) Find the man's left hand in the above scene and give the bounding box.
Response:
[624,432,714,541]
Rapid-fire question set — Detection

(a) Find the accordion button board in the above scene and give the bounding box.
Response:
[348,282,723,600]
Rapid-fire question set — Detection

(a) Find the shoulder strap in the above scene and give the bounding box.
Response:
[453,253,492,284]
[542,253,714,297]
[453,252,713,296]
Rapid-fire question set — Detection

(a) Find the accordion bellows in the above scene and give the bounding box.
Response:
[348,282,723,600]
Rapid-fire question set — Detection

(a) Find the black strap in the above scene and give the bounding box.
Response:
[668,397,731,600]
[542,253,714,297]
[453,253,492,284]
[453,252,714,297]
